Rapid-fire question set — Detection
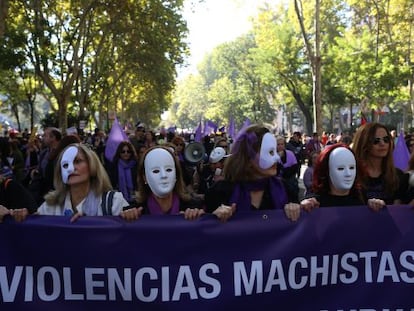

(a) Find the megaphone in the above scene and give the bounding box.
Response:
[184,142,206,164]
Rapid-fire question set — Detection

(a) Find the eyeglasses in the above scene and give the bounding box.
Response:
[373,136,391,145]
[121,149,132,154]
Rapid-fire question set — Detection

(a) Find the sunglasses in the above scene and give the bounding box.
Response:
[373,136,390,145]
[121,149,132,154]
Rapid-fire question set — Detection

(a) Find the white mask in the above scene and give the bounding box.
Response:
[144,148,177,198]
[259,133,280,169]
[328,147,356,192]
[61,146,78,184]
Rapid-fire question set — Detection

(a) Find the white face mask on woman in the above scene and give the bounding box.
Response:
[259,133,280,169]
[328,147,356,192]
[60,146,78,184]
[144,148,177,198]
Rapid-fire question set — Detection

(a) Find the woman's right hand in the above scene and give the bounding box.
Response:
[213,203,236,222]
[120,207,143,221]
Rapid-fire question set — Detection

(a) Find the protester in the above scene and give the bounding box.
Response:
[106,140,138,204]
[305,132,322,161]
[289,144,387,221]
[37,143,140,221]
[204,124,300,222]
[352,122,408,206]
[276,135,299,202]
[196,146,229,197]
[286,131,304,178]
[28,127,62,203]
[0,167,38,222]
[134,146,205,220]
[302,150,319,197]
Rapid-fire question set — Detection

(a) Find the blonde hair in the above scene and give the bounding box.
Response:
[44,143,112,206]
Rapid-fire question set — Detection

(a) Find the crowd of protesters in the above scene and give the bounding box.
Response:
[0,121,413,223]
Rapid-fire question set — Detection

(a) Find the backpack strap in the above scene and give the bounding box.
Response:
[101,191,115,216]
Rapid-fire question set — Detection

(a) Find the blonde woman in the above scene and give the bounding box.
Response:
[38,143,140,221]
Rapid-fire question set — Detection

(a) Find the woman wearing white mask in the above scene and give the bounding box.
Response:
[37,144,141,222]
[135,146,205,220]
[293,144,386,221]
[204,124,300,222]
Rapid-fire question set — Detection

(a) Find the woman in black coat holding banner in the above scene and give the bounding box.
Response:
[204,124,300,222]
[296,144,387,221]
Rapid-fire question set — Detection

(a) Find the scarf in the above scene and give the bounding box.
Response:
[81,190,101,216]
[230,176,288,211]
[118,159,136,202]
[147,193,180,215]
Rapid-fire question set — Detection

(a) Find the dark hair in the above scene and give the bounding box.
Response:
[223,124,270,182]
[49,135,81,161]
[114,140,138,162]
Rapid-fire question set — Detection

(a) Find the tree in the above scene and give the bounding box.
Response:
[1,0,188,130]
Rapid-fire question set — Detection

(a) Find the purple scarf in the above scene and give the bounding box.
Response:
[230,176,288,211]
[147,193,180,215]
[117,159,136,202]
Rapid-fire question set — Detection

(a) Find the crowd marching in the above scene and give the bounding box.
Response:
[0,121,413,223]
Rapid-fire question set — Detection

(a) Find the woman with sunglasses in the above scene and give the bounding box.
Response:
[351,122,409,208]
[106,141,139,205]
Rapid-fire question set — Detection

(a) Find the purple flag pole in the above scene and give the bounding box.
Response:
[393,130,410,171]
[104,117,129,162]
[228,117,235,139]
[194,122,202,142]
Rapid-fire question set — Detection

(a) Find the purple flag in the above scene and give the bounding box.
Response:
[194,122,202,142]
[393,130,410,171]
[234,117,251,140]
[228,117,236,138]
[203,120,218,136]
[104,117,129,162]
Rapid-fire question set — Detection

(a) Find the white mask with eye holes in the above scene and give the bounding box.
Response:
[144,148,177,198]
[329,147,356,192]
[259,133,280,169]
[61,146,78,184]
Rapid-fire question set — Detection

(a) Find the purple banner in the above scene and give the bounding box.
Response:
[1,205,414,310]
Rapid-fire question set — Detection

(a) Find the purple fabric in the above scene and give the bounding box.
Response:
[393,130,410,171]
[104,117,129,162]
[231,130,257,160]
[117,159,136,202]
[230,176,288,211]
[283,149,298,168]
[2,206,414,309]
[234,118,251,141]
[147,193,180,215]
[203,120,218,136]
[194,122,202,142]
[228,117,236,138]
